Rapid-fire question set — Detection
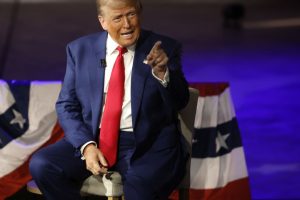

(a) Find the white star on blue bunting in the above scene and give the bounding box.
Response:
[216,131,230,153]
[10,109,26,129]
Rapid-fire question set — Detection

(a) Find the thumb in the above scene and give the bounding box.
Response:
[98,151,108,167]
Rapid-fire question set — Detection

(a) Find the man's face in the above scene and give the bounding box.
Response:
[98,0,141,47]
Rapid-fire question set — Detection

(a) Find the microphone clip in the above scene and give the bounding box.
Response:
[100,59,106,68]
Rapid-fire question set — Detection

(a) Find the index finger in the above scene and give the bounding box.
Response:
[149,41,162,55]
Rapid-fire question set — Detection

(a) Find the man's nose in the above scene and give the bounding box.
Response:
[123,17,131,28]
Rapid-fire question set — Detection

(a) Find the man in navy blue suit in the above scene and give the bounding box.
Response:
[30,0,189,199]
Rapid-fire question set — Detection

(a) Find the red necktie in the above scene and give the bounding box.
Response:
[99,46,127,167]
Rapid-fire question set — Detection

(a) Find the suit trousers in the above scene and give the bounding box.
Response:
[29,131,176,200]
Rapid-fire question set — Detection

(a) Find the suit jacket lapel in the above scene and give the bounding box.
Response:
[88,32,108,136]
[131,30,152,129]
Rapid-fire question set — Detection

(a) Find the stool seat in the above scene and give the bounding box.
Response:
[81,172,123,197]
[27,171,123,198]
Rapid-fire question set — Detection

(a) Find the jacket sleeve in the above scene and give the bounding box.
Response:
[55,44,94,153]
[156,41,190,112]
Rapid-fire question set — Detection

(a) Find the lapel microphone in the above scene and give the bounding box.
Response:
[100,59,106,68]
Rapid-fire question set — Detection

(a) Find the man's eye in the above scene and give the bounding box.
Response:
[128,12,136,18]
[113,17,121,22]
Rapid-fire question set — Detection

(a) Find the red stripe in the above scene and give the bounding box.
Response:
[0,122,64,200]
[169,178,251,200]
[189,82,229,97]
[190,178,251,200]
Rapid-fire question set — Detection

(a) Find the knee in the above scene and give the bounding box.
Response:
[29,150,52,179]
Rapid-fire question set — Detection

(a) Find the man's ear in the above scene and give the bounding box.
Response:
[98,15,107,30]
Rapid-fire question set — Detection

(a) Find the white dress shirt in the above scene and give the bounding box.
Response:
[102,35,135,131]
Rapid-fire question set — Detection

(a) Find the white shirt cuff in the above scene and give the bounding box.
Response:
[80,141,97,160]
[152,68,169,88]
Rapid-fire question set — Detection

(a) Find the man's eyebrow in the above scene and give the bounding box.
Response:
[112,13,123,18]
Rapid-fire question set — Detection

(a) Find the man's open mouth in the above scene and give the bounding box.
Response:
[121,30,134,37]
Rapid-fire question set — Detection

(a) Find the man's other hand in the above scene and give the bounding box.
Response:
[83,144,108,175]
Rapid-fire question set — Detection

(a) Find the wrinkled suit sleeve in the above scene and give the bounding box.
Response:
[55,44,94,152]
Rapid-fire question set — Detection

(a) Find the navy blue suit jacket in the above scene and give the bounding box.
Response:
[56,30,189,173]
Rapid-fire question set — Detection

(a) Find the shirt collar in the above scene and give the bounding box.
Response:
[106,34,136,55]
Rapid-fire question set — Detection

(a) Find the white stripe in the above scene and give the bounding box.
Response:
[190,147,248,189]
[217,88,236,125]
[194,88,236,129]
[194,95,218,129]
[0,80,15,114]
[0,81,61,177]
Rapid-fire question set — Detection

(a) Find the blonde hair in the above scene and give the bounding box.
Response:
[96,0,143,15]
